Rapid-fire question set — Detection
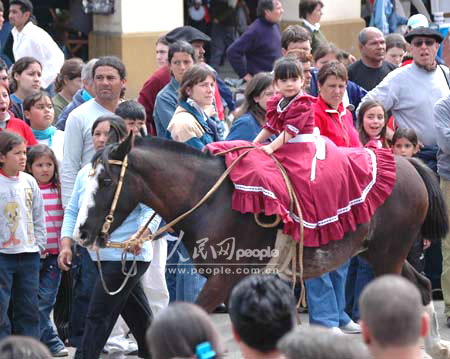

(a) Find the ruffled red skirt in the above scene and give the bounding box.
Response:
[206,139,396,247]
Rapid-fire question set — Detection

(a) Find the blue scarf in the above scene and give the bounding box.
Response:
[32,126,57,147]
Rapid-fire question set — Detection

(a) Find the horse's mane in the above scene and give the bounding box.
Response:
[91,136,218,180]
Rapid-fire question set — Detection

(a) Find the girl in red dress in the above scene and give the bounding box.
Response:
[207,58,395,247]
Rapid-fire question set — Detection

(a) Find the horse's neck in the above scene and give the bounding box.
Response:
[133,145,221,222]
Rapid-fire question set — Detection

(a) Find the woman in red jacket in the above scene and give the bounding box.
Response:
[313,61,361,148]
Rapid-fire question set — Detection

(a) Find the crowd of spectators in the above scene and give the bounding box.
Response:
[0,0,449,358]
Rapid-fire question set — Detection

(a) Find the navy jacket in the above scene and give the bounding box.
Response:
[227,18,281,78]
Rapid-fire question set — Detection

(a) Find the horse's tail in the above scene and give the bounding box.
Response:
[407,157,449,240]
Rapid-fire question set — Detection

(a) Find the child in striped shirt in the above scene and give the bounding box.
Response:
[26,144,68,357]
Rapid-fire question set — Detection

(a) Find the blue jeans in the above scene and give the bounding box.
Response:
[305,261,351,328]
[345,256,374,321]
[0,252,40,340]
[176,242,206,302]
[165,239,179,302]
[69,246,98,349]
[39,254,65,353]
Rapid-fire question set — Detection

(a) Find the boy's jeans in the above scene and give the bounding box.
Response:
[0,252,40,340]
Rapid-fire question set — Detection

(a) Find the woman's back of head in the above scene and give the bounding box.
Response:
[0,335,51,359]
[146,302,224,359]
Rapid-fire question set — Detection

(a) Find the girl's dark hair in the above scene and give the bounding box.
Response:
[91,114,128,144]
[273,57,303,81]
[146,302,224,359]
[178,64,216,102]
[0,335,51,359]
[23,91,52,112]
[357,100,388,147]
[54,58,84,93]
[236,72,273,124]
[0,131,26,167]
[392,127,419,147]
[317,61,348,85]
[11,57,42,93]
[26,144,60,189]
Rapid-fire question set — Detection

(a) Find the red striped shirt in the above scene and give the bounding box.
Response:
[39,183,63,255]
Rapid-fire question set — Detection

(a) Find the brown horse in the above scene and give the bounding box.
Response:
[77,134,450,359]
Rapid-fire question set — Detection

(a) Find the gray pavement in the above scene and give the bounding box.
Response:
[64,300,449,359]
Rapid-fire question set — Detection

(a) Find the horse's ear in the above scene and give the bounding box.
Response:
[111,132,134,160]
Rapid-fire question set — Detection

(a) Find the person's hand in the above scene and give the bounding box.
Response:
[423,239,431,250]
[243,74,253,83]
[261,145,274,155]
[127,241,143,255]
[58,247,73,271]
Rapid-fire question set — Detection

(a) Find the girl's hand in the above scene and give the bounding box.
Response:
[58,248,73,271]
[261,145,274,155]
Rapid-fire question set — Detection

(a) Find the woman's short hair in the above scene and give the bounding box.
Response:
[317,61,348,85]
[178,64,216,102]
[299,0,324,19]
[146,302,224,359]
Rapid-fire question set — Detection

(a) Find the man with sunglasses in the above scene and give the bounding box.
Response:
[359,26,449,172]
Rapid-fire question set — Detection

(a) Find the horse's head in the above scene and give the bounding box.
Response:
[75,133,142,248]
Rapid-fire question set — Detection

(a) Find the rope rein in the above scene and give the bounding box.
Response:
[98,145,305,301]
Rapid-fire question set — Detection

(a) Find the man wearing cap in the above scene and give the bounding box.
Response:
[359,26,450,170]
[9,0,64,92]
[347,27,397,92]
[227,0,283,82]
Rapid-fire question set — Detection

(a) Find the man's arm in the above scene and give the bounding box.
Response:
[356,72,398,116]
[434,96,450,153]
[61,112,84,206]
[227,27,257,79]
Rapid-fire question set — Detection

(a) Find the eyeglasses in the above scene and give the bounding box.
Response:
[411,39,436,47]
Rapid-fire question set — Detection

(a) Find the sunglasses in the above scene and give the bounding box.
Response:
[411,39,436,47]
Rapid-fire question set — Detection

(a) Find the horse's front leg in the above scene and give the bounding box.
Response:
[195,272,246,313]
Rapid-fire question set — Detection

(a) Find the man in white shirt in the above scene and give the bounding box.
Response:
[9,0,64,90]
[61,56,127,206]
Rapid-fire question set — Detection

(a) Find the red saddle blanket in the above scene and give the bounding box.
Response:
[206,139,396,247]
